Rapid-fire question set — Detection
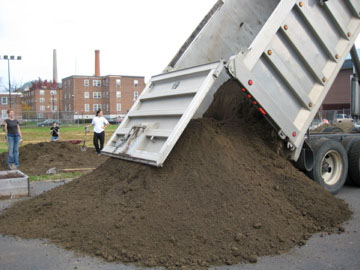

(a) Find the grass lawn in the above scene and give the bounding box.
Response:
[29,172,84,182]
[0,124,118,154]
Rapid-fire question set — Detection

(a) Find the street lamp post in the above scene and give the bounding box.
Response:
[0,55,22,108]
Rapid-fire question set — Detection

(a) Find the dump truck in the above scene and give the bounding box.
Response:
[102,0,360,194]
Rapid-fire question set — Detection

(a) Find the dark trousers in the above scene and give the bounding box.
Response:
[93,131,105,154]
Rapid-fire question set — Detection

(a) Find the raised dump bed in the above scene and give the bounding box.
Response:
[0,170,29,199]
[103,0,360,166]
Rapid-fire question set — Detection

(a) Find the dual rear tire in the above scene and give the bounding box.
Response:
[308,138,347,194]
[308,137,360,193]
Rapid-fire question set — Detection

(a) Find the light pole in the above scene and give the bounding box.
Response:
[0,55,22,108]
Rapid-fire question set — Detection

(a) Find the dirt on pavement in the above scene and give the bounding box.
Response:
[0,141,108,176]
[0,80,352,269]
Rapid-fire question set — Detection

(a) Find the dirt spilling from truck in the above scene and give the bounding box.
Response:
[0,80,351,269]
[0,141,108,176]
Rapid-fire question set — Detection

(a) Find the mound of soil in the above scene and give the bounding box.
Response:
[0,142,108,176]
[312,121,354,133]
[0,80,351,269]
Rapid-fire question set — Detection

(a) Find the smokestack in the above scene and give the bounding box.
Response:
[95,50,100,76]
[53,49,58,83]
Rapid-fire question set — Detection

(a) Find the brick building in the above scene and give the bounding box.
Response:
[321,59,353,110]
[22,80,62,119]
[61,50,145,121]
[61,75,145,120]
[0,92,22,124]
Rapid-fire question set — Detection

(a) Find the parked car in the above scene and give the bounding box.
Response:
[309,118,329,130]
[106,116,124,125]
[37,119,61,127]
[335,114,353,123]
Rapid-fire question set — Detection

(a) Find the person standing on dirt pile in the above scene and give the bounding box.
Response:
[86,109,110,156]
[50,122,60,141]
[4,108,23,170]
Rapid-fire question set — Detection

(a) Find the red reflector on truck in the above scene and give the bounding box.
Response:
[248,80,253,86]
[259,108,267,115]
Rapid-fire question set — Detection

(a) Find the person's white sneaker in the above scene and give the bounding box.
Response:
[9,164,17,170]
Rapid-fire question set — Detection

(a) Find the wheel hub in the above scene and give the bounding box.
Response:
[321,151,343,186]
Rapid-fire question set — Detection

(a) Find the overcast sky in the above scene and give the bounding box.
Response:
[0,0,217,89]
[0,0,359,91]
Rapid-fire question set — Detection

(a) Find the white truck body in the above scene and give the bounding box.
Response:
[103,0,360,167]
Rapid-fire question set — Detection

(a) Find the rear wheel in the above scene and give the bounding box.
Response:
[309,138,348,194]
[348,141,360,186]
[341,137,360,185]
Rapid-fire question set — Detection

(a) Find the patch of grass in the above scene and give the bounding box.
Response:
[29,172,84,182]
[0,124,118,153]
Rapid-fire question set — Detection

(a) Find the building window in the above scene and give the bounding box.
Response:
[69,104,72,111]
[116,79,121,87]
[2,110,7,118]
[116,91,121,98]
[52,105,57,111]
[40,105,45,111]
[93,80,101,87]
[84,79,89,86]
[105,103,109,112]
[116,103,122,112]
[85,104,90,112]
[105,91,109,98]
[39,90,45,95]
[93,92,101,99]
[134,91,139,100]
[84,92,89,99]
[1,97,7,104]
[51,97,57,102]
[134,80,139,87]
[50,90,57,95]
[40,98,45,103]
[93,104,102,112]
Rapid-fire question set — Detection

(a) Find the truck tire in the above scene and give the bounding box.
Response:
[322,126,344,133]
[348,141,360,186]
[309,138,348,194]
[341,137,360,185]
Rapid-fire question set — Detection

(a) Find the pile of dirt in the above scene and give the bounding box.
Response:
[0,141,108,176]
[311,121,355,133]
[0,80,351,269]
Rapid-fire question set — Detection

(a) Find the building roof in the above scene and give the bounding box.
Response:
[0,92,22,96]
[62,74,145,80]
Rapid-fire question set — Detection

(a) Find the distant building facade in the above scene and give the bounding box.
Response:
[61,75,145,120]
[0,92,22,123]
[22,80,62,119]
[321,59,354,110]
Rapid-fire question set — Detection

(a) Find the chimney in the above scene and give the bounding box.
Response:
[53,49,58,83]
[95,50,100,76]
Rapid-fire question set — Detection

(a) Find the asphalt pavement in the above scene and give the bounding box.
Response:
[0,181,359,270]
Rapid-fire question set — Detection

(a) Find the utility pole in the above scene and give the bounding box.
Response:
[0,55,22,108]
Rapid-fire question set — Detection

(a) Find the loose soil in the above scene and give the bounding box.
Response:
[0,172,24,179]
[0,80,351,269]
[0,142,108,176]
[312,121,354,133]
